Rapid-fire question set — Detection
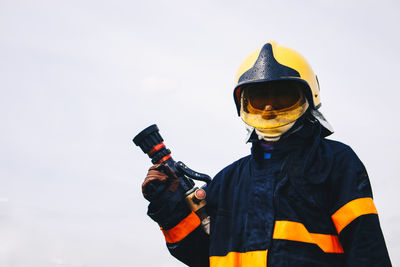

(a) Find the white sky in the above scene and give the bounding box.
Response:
[0,0,399,266]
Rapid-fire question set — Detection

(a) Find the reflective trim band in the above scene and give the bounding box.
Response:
[161,211,200,243]
[331,197,377,234]
[210,250,268,267]
[158,154,171,164]
[273,220,344,253]
[148,143,165,156]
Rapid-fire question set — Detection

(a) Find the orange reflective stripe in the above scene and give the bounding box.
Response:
[331,197,377,234]
[210,250,268,267]
[273,220,344,253]
[161,211,200,243]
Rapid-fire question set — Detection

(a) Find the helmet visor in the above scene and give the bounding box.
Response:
[240,82,309,129]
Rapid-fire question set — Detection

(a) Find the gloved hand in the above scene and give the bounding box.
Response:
[142,164,191,229]
[142,164,180,202]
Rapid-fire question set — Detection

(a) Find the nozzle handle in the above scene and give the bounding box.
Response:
[176,161,212,185]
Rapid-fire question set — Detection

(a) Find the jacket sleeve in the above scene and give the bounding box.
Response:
[146,165,230,267]
[166,224,210,267]
[328,145,391,266]
[147,191,210,267]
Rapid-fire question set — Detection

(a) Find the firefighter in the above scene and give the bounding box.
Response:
[141,41,392,266]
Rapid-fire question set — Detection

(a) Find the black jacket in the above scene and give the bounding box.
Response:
[152,116,391,266]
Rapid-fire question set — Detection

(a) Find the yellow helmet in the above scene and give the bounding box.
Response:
[234,41,321,115]
[234,41,333,139]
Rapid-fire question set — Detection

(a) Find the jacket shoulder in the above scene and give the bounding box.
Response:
[212,155,251,183]
[322,138,363,166]
[206,155,251,203]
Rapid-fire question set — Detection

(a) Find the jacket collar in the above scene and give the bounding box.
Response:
[250,111,322,163]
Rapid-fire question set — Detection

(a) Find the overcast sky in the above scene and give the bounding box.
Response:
[1,0,399,266]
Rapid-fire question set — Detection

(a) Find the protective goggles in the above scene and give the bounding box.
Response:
[240,81,309,129]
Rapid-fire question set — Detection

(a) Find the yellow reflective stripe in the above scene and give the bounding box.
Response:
[210,250,268,267]
[331,197,377,234]
[161,211,200,243]
[273,220,344,253]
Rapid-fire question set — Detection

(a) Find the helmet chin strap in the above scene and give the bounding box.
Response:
[254,121,296,142]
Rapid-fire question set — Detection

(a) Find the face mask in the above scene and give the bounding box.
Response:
[254,121,296,142]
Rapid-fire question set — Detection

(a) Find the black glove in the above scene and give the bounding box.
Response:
[142,164,191,229]
[142,164,179,201]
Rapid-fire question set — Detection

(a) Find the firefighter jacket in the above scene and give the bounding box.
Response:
[149,116,391,266]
